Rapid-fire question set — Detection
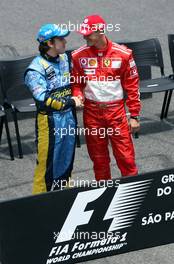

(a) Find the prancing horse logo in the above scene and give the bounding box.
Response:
[103,58,111,67]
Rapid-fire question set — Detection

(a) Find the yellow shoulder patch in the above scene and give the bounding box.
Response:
[59,54,65,61]
[40,58,49,69]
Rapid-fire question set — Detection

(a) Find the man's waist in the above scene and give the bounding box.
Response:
[84,98,124,108]
[37,107,72,115]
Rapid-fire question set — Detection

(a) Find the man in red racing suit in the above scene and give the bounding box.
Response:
[72,14,141,181]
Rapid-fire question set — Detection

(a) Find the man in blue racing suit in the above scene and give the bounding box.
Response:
[25,24,82,194]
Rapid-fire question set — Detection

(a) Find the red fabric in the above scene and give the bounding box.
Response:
[83,100,138,180]
[71,39,140,180]
[71,38,141,116]
[77,14,106,36]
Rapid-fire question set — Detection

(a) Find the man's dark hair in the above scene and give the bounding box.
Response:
[39,38,55,55]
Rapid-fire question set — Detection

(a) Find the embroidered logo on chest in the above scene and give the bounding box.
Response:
[102,58,122,68]
[80,58,98,68]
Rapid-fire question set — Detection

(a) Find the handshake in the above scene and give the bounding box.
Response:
[72,95,84,108]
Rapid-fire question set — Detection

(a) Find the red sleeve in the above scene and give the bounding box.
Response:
[121,51,141,116]
[71,52,85,99]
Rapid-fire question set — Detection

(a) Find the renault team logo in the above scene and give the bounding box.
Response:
[88,58,98,67]
[103,58,111,67]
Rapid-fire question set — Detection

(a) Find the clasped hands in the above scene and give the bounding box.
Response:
[72,96,84,108]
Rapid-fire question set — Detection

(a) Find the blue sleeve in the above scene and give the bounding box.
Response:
[24,70,47,102]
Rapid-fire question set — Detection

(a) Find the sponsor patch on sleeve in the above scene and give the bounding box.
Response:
[32,86,43,96]
[129,59,136,68]
[130,68,138,77]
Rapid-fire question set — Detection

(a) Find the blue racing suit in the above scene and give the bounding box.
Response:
[24,53,76,194]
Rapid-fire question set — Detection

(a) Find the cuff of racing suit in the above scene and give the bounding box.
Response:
[44,96,75,111]
[72,90,84,100]
[129,111,140,117]
[65,98,75,108]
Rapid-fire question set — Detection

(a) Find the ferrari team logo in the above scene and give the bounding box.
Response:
[103,58,111,67]
[102,58,122,68]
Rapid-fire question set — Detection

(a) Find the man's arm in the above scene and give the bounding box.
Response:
[121,51,141,132]
[25,70,47,102]
[71,52,85,101]
[25,70,81,110]
[121,51,141,116]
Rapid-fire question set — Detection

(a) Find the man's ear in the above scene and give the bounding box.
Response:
[47,40,54,48]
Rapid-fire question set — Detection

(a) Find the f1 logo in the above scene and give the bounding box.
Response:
[55,179,150,243]
[55,188,106,243]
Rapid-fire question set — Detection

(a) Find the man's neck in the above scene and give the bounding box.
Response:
[47,49,58,58]
[94,36,108,50]
[42,52,59,62]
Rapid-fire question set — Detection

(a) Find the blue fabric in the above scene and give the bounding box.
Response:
[25,53,76,185]
[53,110,76,179]
[25,54,70,100]
[37,24,69,43]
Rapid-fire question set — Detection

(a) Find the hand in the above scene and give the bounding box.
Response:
[45,97,64,110]
[129,118,140,134]
[77,95,84,103]
[72,96,84,108]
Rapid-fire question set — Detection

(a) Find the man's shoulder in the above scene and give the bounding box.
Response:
[72,45,90,59]
[25,55,46,76]
[29,55,45,67]
[111,42,132,57]
[60,53,68,62]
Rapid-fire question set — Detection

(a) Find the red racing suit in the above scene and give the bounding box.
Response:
[71,38,141,180]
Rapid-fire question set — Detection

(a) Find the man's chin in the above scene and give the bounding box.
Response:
[58,48,66,54]
[86,42,94,47]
